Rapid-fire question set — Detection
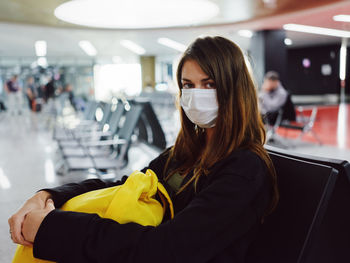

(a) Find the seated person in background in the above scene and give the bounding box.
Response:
[9,36,278,263]
[259,71,288,125]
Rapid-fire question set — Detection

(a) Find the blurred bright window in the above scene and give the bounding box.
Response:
[94,64,141,101]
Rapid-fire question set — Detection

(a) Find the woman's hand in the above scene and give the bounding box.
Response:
[8,191,52,246]
[22,199,55,243]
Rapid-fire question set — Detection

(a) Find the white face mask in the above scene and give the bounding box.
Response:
[180,89,218,128]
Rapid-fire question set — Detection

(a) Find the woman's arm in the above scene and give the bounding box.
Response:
[41,177,127,208]
[43,148,170,208]
[32,154,268,263]
[10,149,170,246]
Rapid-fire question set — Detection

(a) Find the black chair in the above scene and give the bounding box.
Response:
[53,100,100,140]
[134,99,167,150]
[275,106,321,144]
[247,151,338,263]
[265,145,350,263]
[265,92,296,126]
[59,101,126,156]
[61,102,144,176]
[56,102,112,141]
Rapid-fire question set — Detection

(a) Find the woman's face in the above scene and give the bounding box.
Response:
[181,60,215,90]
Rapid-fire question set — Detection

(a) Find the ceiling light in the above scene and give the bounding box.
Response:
[284,38,293,45]
[35,41,47,56]
[333,15,350,22]
[79,40,97,56]
[120,40,146,55]
[157,38,187,52]
[238,30,253,38]
[54,0,219,29]
[283,23,350,38]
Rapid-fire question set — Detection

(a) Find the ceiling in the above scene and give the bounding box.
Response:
[0,0,349,65]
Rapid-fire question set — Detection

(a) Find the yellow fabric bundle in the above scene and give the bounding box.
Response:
[12,169,173,263]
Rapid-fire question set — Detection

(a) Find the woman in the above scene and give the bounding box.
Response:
[9,36,278,263]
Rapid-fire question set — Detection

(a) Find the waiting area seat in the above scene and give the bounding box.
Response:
[264,145,350,263]
[275,106,321,144]
[54,98,167,178]
[247,145,350,263]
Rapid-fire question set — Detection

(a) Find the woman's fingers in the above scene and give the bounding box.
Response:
[8,192,53,245]
[8,214,33,246]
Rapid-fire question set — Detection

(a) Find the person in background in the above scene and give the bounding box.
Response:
[9,36,278,263]
[4,74,22,115]
[259,71,288,125]
[0,99,6,112]
[44,76,55,102]
[64,83,77,111]
[25,76,37,111]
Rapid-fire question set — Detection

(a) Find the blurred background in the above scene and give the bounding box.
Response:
[0,0,349,261]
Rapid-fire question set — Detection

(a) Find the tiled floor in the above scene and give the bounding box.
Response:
[0,104,349,262]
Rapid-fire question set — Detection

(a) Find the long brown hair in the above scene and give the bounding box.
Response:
[164,36,278,214]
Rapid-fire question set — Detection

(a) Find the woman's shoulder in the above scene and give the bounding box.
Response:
[210,148,268,182]
[142,147,173,177]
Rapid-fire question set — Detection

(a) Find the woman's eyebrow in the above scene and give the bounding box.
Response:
[181,77,212,82]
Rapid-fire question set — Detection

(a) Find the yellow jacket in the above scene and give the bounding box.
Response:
[12,169,173,263]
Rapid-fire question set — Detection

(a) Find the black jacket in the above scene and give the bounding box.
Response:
[33,148,271,263]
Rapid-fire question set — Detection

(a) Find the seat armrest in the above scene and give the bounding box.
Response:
[82,138,127,147]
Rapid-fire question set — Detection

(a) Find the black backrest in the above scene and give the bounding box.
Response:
[107,102,125,135]
[282,92,296,122]
[247,152,338,263]
[265,145,350,263]
[98,102,112,128]
[83,100,99,121]
[134,99,167,150]
[117,103,143,142]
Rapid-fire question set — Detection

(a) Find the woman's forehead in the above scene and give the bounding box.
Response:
[181,60,209,80]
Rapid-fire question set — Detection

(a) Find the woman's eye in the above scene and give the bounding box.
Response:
[205,82,215,89]
[182,83,193,89]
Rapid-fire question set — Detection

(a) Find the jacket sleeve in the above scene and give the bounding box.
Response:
[41,149,170,208]
[33,156,267,263]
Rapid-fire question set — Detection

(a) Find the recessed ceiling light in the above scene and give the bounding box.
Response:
[284,38,292,45]
[120,40,146,55]
[333,14,350,22]
[35,41,47,57]
[157,38,187,52]
[79,40,97,56]
[54,0,219,29]
[283,23,350,38]
[238,30,253,38]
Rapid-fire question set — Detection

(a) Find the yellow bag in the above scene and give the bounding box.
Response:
[12,169,173,263]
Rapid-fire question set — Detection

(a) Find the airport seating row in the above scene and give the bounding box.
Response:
[248,145,350,263]
[53,98,166,178]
